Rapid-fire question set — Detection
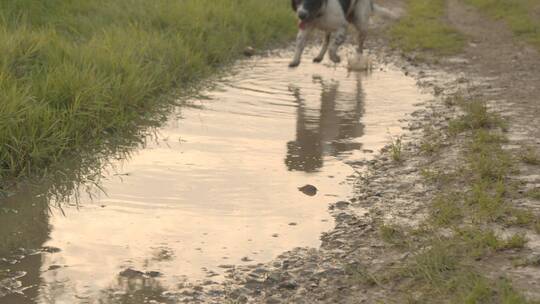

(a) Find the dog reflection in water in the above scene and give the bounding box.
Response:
[285,75,365,172]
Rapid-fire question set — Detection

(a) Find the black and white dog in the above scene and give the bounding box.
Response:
[289,0,395,68]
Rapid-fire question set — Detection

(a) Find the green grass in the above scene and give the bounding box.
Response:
[463,0,540,49]
[389,135,404,162]
[520,147,540,165]
[379,224,407,246]
[0,0,295,189]
[384,98,540,303]
[527,188,540,200]
[390,0,465,55]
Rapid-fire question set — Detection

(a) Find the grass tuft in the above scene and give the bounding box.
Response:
[389,135,404,162]
[390,0,465,55]
[464,0,540,50]
[520,147,540,165]
[526,188,540,200]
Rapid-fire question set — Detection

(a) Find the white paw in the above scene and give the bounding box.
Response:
[348,54,372,71]
[289,60,300,68]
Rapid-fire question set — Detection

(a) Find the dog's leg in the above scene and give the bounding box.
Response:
[313,33,331,63]
[354,0,372,55]
[356,29,367,55]
[328,26,347,64]
[289,29,311,68]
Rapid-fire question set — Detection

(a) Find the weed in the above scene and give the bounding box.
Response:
[449,101,506,136]
[389,135,403,162]
[457,228,501,258]
[527,188,540,200]
[505,208,536,227]
[520,147,540,165]
[346,264,383,287]
[430,193,463,226]
[379,224,407,246]
[501,233,528,250]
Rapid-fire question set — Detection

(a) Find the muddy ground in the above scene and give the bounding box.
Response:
[162,1,540,303]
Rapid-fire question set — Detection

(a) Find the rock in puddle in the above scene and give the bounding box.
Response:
[298,185,318,196]
[47,265,63,271]
[41,246,61,254]
[241,256,253,262]
[118,268,162,278]
[119,268,144,278]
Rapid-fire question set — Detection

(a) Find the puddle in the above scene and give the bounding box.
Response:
[0,48,429,303]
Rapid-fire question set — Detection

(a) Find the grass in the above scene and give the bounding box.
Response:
[390,0,465,55]
[520,147,540,165]
[527,188,540,200]
[0,0,296,190]
[389,135,403,162]
[463,0,540,49]
[379,224,407,246]
[373,98,540,302]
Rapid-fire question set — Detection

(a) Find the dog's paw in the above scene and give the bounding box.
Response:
[329,55,341,64]
[313,57,323,63]
[288,61,300,68]
[348,54,372,71]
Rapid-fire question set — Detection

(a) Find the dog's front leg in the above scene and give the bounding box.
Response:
[328,26,347,64]
[313,33,331,63]
[289,29,311,68]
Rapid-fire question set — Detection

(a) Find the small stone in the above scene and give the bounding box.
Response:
[334,201,350,209]
[47,265,62,271]
[279,280,298,290]
[241,256,253,262]
[42,246,61,254]
[119,268,144,278]
[266,296,282,304]
[298,184,318,196]
[145,271,162,278]
[288,222,298,226]
[243,46,256,57]
[272,233,279,238]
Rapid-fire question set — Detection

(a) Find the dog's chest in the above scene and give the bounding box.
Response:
[313,0,348,31]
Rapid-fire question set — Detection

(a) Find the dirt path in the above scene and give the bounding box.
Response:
[443,0,540,297]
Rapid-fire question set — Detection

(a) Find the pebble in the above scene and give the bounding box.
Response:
[298,185,318,196]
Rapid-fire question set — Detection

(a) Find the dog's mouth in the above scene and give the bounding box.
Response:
[298,19,307,29]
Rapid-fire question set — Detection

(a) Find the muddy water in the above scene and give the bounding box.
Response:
[0,49,429,303]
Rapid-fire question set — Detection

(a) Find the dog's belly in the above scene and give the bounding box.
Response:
[313,0,348,31]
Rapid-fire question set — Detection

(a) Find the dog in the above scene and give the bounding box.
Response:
[289,0,395,68]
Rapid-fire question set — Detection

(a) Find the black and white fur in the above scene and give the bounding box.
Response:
[289,0,394,68]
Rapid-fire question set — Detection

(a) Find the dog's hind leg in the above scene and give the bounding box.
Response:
[356,29,367,55]
[313,33,331,63]
[328,26,347,64]
[354,0,372,55]
[289,29,312,68]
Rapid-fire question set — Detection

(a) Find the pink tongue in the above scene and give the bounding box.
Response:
[298,20,306,30]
